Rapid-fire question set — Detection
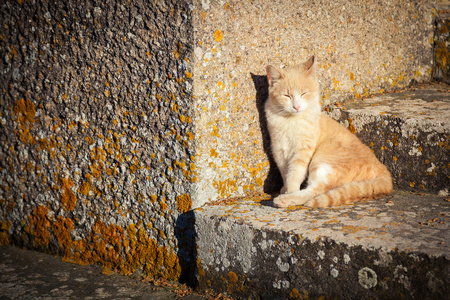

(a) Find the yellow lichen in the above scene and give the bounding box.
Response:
[210,148,218,157]
[13,99,36,144]
[52,216,74,259]
[214,29,223,42]
[341,225,368,234]
[13,99,35,123]
[8,45,17,60]
[347,118,357,134]
[85,136,93,144]
[0,221,11,245]
[176,194,192,213]
[228,271,238,283]
[124,223,181,279]
[173,42,182,60]
[78,181,91,196]
[25,205,51,247]
[290,288,301,298]
[213,178,237,198]
[159,199,167,212]
[60,177,77,211]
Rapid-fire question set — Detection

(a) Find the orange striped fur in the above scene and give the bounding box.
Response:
[265,56,392,208]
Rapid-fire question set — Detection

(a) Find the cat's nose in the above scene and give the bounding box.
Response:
[293,105,301,111]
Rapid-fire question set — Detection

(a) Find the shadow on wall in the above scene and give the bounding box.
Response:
[174,210,197,288]
[173,74,283,288]
[250,73,283,194]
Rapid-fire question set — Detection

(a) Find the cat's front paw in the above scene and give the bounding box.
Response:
[280,186,287,194]
[273,194,295,208]
[273,190,311,208]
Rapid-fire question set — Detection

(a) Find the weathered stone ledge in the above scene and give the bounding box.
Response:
[195,191,449,299]
[326,83,450,194]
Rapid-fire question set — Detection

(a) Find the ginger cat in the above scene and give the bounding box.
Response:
[265,55,392,208]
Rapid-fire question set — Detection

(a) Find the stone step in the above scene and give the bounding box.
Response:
[325,83,450,194]
[194,191,449,299]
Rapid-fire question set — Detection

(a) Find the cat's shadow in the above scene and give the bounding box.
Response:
[250,73,284,195]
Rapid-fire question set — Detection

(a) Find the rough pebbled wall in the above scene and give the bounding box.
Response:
[0,0,195,280]
[433,10,450,82]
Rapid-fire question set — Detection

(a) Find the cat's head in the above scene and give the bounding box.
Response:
[266,55,320,116]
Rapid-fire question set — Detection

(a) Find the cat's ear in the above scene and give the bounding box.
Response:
[266,65,285,86]
[304,55,316,77]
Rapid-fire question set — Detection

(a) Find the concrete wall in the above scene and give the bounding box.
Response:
[0,0,435,282]
[192,0,435,207]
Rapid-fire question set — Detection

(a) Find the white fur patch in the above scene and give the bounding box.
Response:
[314,163,333,183]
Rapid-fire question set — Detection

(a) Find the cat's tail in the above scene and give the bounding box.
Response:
[305,176,393,208]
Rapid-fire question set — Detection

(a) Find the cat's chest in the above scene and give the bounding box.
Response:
[268,115,318,155]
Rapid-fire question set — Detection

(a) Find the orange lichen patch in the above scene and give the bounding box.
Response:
[196,258,205,277]
[159,199,168,212]
[175,160,197,183]
[173,42,182,60]
[228,271,238,283]
[59,177,77,211]
[176,194,192,213]
[290,288,301,298]
[174,49,181,60]
[0,221,11,245]
[226,271,245,294]
[90,146,107,162]
[214,29,223,42]
[341,225,368,234]
[52,216,74,259]
[13,99,36,123]
[210,125,220,137]
[210,148,218,157]
[89,221,128,272]
[247,161,269,187]
[324,219,340,224]
[85,136,94,144]
[13,99,36,144]
[347,118,357,134]
[90,162,103,177]
[8,45,17,60]
[125,224,181,279]
[213,178,237,198]
[78,181,92,196]
[350,72,355,81]
[25,205,51,247]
